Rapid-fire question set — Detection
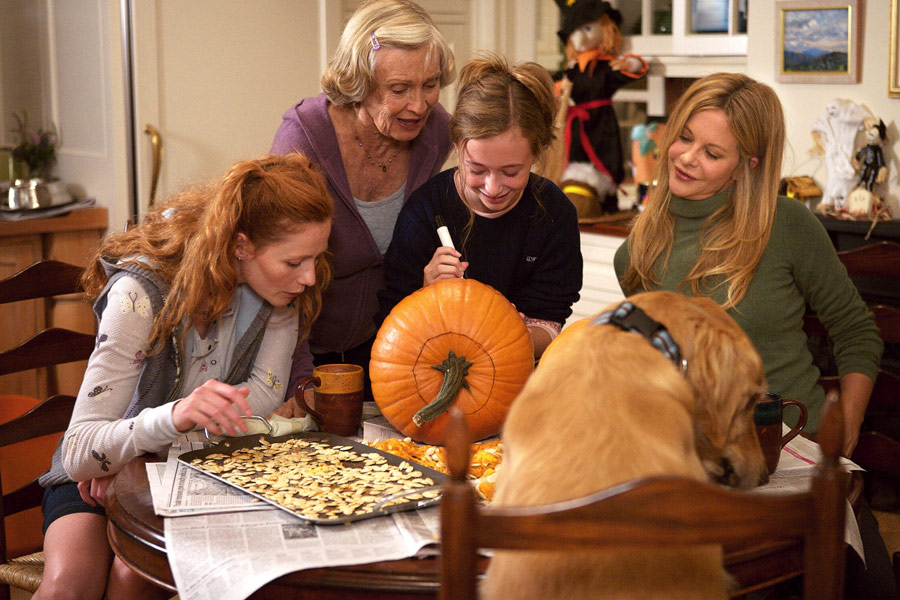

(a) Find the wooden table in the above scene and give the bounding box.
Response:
[106,456,859,599]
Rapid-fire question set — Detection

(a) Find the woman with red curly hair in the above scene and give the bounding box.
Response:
[35,153,332,599]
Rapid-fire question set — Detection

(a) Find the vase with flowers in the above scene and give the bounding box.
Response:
[5,112,71,211]
[11,111,59,180]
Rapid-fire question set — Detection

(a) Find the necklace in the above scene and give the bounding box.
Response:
[354,134,399,173]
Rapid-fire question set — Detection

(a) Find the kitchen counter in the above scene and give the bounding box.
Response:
[577,210,636,238]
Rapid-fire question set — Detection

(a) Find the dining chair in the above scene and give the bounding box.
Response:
[804,240,900,376]
[838,241,900,368]
[847,426,900,593]
[835,240,900,281]
[438,395,847,600]
[0,259,94,600]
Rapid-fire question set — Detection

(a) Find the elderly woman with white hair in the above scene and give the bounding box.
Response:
[271,0,455,410]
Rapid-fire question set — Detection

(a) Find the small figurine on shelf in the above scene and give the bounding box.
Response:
[853,118,887,193]
[553,0,648,218]
[847,118,890,219]
[629,120,665,210]
[810,99,869,213]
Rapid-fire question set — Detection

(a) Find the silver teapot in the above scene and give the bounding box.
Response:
[6,178,71,211]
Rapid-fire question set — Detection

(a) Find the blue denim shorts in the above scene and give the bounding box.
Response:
[42,482,106,534]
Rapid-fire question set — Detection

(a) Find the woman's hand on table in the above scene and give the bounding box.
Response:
[77,475,114,507]
[172,379,252,436]
[424,247,468,286]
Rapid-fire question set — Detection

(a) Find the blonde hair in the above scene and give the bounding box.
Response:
[83,153,334,353]
[621,72,785,309]
[321,0,455,107]
[450,52,557,165]
[449,53,558,248]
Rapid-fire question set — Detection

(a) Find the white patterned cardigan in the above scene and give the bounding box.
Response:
[55,275,298,483]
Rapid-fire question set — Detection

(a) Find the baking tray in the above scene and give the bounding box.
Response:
[178,431,446,525]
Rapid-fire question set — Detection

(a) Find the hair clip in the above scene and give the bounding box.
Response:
[370,32,380,50]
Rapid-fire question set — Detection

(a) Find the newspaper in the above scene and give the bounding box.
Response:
[151,433,440,600]
[163,492,440,600]
[147,433,270,516]
[151,428,864,600]
[753,428,865,562]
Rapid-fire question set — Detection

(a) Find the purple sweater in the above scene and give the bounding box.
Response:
[271,93,452,395]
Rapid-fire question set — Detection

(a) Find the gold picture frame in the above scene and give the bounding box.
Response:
[776,0,860,84]
[891,0,900,97]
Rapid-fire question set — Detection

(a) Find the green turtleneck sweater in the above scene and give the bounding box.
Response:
[613,191,882,432]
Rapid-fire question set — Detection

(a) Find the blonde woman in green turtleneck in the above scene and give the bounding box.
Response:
[615,74,896,597]
[613,73,881,456]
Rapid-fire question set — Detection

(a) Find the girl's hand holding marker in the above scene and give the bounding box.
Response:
[424,215,468,285]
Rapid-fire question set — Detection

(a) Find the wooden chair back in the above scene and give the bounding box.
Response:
[804,240,900,379]
[822,370,900,497]
[836,241,900,280]
[0,260,94,597]
[832,241,900,591]
[439,396,847,600]
[836,240,900,347]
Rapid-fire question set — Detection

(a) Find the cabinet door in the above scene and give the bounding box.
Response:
[0,236,45,399]
[129,0,528,217]
[620,0,747,57]
[130,0,326,217]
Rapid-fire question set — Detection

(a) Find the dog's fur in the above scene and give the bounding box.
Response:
[483,291,768,600]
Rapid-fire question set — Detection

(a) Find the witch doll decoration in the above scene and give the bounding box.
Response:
[554,0,648,218]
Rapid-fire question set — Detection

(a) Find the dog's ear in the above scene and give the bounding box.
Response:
[683,306,765,445]
[688,329,739,442]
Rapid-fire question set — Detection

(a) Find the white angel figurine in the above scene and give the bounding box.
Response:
[811,99,870,212]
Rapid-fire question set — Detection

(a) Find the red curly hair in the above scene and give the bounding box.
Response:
[82,153,333,353]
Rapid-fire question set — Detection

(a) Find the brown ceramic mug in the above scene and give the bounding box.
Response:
[754,392,809,474]
[296,364,364,437]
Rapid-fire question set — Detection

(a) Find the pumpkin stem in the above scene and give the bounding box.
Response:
[413,349,473,427]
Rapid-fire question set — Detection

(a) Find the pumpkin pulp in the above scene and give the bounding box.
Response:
[412,349,473,426]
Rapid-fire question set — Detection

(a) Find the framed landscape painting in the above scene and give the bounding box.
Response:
[891,0,900,96]
[776,0,860,83]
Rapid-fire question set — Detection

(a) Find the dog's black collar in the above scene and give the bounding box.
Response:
[591,301,688,375]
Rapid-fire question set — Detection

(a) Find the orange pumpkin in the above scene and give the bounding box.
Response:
[370,278,534,444]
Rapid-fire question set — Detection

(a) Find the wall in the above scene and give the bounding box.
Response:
[127,0,326,223]
[9,2,898,226]
[3,1,535,228]
[748,2,899,216]
[2,0,131,232]
[0,0,48,150]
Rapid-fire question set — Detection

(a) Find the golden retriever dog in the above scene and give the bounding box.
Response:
[484,291,768,600]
